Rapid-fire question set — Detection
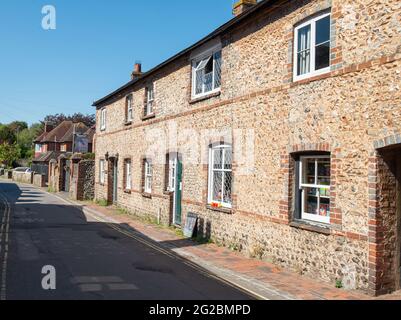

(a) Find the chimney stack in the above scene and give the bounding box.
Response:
[44,122,54,133]
[131,62,142,80]
[233,0,257,17]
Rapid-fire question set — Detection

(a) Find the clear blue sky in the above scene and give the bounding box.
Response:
[0,0,235,125]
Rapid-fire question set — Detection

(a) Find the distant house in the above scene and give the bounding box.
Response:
[32,121,95,180]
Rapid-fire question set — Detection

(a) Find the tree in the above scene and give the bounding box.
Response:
[15,123,43,159]
[8,121,28,133]
[0,143,20,168]
[0,124,16,144]
[43,113,95,127]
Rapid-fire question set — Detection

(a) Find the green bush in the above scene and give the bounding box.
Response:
[95,198,108,207]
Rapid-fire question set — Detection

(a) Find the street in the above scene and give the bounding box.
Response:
[0,181,253,300]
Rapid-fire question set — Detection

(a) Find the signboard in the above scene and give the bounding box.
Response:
[183,212,198,238]
[73,134,89,153]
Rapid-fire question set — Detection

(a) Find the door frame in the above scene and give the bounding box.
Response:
[112,158,118,204]
[169,153,183,226]
[107,156,119,205]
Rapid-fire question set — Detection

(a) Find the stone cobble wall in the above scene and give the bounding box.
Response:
[94,0,401,294]
[81,160,95,200]
[69,160,95,201]
[33,174,46,188]
[12,172,33,184]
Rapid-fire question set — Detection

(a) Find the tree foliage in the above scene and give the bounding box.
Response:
[0,113,95,165]
[0,143,20,168]
[8,121,28,133]
[43,113,95,127]
[0,124,16,144]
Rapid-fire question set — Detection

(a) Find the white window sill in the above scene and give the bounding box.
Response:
[191,89,221,103]
[302,213,330,225]
[293,67,331,83]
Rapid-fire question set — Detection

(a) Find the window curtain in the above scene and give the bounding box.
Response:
[297,25,311,76]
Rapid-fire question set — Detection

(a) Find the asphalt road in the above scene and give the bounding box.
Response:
[0,181,253,300]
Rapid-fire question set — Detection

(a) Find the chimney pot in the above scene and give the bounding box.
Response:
[131,62,142,80]
[233,0,257,16]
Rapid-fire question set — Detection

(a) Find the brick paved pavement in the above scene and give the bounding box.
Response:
[48,190,401,300]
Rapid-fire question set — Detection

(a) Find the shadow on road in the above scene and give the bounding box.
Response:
[0,181,253,300]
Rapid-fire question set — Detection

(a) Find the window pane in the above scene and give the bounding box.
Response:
[303,187,319,215]
[223,171,232,204]
[224,148,232,170]
[297,24,311,76]
[302,159,316,185]
[212,171,222,202]
[297,50,311,76]
[196,56,211,71]
[315,42,330,70]
[317,159,331,185]
[204,72,213,93]
[146,161,152,175]
[213,148,223,169]
[298,25,311,52]
[195,69,203,95]
[148,87,154,101]
[315,16,330,45]
[214,51,222,89]
[205,57,213,74]
[319,196,330,217]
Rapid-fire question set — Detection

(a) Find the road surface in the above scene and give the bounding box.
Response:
[0,181,253,300]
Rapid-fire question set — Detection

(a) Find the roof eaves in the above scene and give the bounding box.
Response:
[92,0,273,107]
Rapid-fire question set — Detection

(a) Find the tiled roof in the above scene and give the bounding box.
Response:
[33,131,48,143]
[59,123,89,143]
[34,121,92,144]
[93,0,272,107]
[32,151,63,163]
[38,121,74,143]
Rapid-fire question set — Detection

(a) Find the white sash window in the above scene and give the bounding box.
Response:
[299,156,331,224]
[294,12,331,81]
[144,159,152,194]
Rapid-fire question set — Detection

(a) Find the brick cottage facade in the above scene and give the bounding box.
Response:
[93,0,401,296]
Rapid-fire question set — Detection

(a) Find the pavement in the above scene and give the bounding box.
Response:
[2,179,401,300]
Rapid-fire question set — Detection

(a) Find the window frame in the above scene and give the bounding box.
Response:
[191,48,222,99]
[100,108,107,131]
[168,155,177,192]
[144,159,152,194]
[124,159,132,190]
[293,12,331,82]
[126,95,133,123]
[298,155,331,224]
[207,144,233,209]
[99,159,106,185]
[145,85,155,116]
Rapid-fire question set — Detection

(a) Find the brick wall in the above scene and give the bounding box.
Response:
[94,0,401,294]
